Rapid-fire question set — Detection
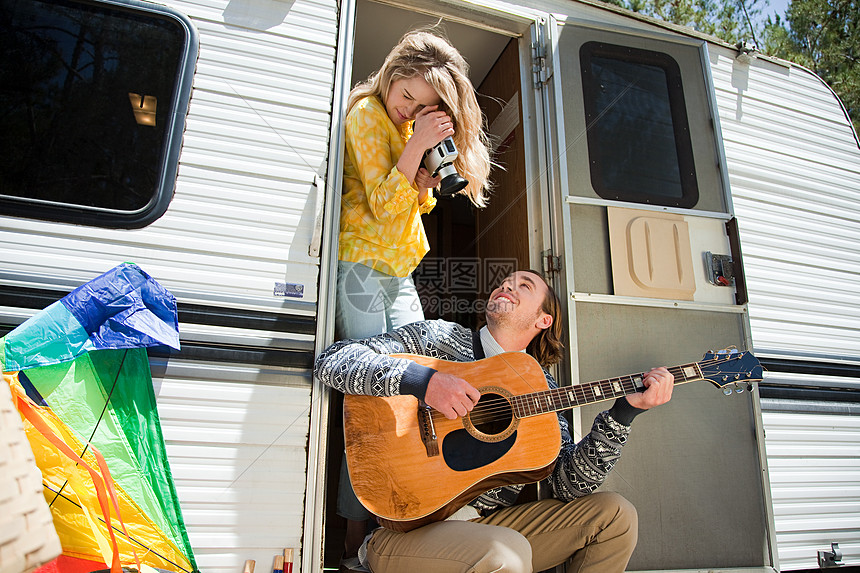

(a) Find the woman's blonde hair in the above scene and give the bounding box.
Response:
[347,29,492,207]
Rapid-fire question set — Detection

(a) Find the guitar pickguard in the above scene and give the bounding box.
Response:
[442,428,517,471]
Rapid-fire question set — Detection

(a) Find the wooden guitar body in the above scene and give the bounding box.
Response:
[343,352,561,532]
[342,347,764,532]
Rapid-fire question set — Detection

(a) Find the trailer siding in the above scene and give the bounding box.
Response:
[709,49,860,362]
[0,0,337,308]
[710,46,860,570]
[152,357,313,573]
[762,390,860,570]
[0,1,339,572]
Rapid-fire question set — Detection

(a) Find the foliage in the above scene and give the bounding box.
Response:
[604,0,770,45]
[763,0,859,133]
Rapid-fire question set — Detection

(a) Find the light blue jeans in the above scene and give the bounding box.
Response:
[335,260,425,520]
[335,260,425,340]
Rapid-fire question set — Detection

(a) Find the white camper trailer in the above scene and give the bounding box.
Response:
[2,0,858,572]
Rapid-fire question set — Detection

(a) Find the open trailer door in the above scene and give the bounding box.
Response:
[540,14,778,572]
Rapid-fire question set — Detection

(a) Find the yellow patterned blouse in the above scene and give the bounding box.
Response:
[338,96,437,277]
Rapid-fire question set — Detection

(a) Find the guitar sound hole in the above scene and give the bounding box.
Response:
[472,392,513,437]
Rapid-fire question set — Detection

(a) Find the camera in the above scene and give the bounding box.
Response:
[422,137,469,197]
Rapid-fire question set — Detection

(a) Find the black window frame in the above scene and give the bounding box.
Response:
[579,41,699,209]
[0,0,198,228]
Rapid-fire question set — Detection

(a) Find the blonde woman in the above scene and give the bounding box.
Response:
[335,29,492,570]
[336,29,492,340]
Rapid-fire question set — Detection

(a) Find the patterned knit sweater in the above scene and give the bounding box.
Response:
[313,319,639,514]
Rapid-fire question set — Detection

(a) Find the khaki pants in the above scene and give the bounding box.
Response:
[366,492,638,573]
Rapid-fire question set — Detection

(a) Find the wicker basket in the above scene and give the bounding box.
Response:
[0,377,61,573]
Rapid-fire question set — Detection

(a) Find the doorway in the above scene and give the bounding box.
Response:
[322,0,534,569]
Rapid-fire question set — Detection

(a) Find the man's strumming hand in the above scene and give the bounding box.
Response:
[425,372,481,420]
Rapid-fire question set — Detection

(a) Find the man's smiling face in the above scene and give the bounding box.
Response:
[486,271,550,332]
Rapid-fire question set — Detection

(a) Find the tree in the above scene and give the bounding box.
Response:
[762,0,859,134]
[604,0,770,46]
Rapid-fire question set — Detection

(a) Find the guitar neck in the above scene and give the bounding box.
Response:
[512,362,703,418]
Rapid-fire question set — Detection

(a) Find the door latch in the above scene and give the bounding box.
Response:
[818,542,843,568]
[705,252,735,287]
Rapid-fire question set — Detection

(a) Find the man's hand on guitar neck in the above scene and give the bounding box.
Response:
[425,371,482,420]
[624,367,674,410]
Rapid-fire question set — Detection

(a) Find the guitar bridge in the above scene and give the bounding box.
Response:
[417,404,439,457]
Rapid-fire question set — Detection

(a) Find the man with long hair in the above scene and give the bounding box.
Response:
[315,270,674,573]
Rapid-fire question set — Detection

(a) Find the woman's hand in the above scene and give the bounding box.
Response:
[397,106,455,186]
[415,167,441,190]
[409,105,455,152]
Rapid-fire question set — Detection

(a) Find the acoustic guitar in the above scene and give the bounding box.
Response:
[343,349,762,532]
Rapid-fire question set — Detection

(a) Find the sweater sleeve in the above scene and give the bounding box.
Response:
[313,320,475,401]
[545,370,640,501]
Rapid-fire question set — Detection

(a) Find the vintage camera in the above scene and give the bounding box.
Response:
[422,137,469,196]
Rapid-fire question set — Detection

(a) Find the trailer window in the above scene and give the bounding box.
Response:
[580,42,698,208]
[0,0,196,228]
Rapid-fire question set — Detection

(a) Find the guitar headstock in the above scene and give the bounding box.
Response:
[699,348,763,394]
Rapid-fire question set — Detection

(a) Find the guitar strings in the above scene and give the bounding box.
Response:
[451,354,559,425]
[429,374,646,425]
[428,357,744,425]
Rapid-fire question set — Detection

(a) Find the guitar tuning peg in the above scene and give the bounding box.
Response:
[723,387,733,396]
[745,382,754,392]
[735,384,744,394]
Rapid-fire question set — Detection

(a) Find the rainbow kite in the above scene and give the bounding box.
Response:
[2,263,196,573]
